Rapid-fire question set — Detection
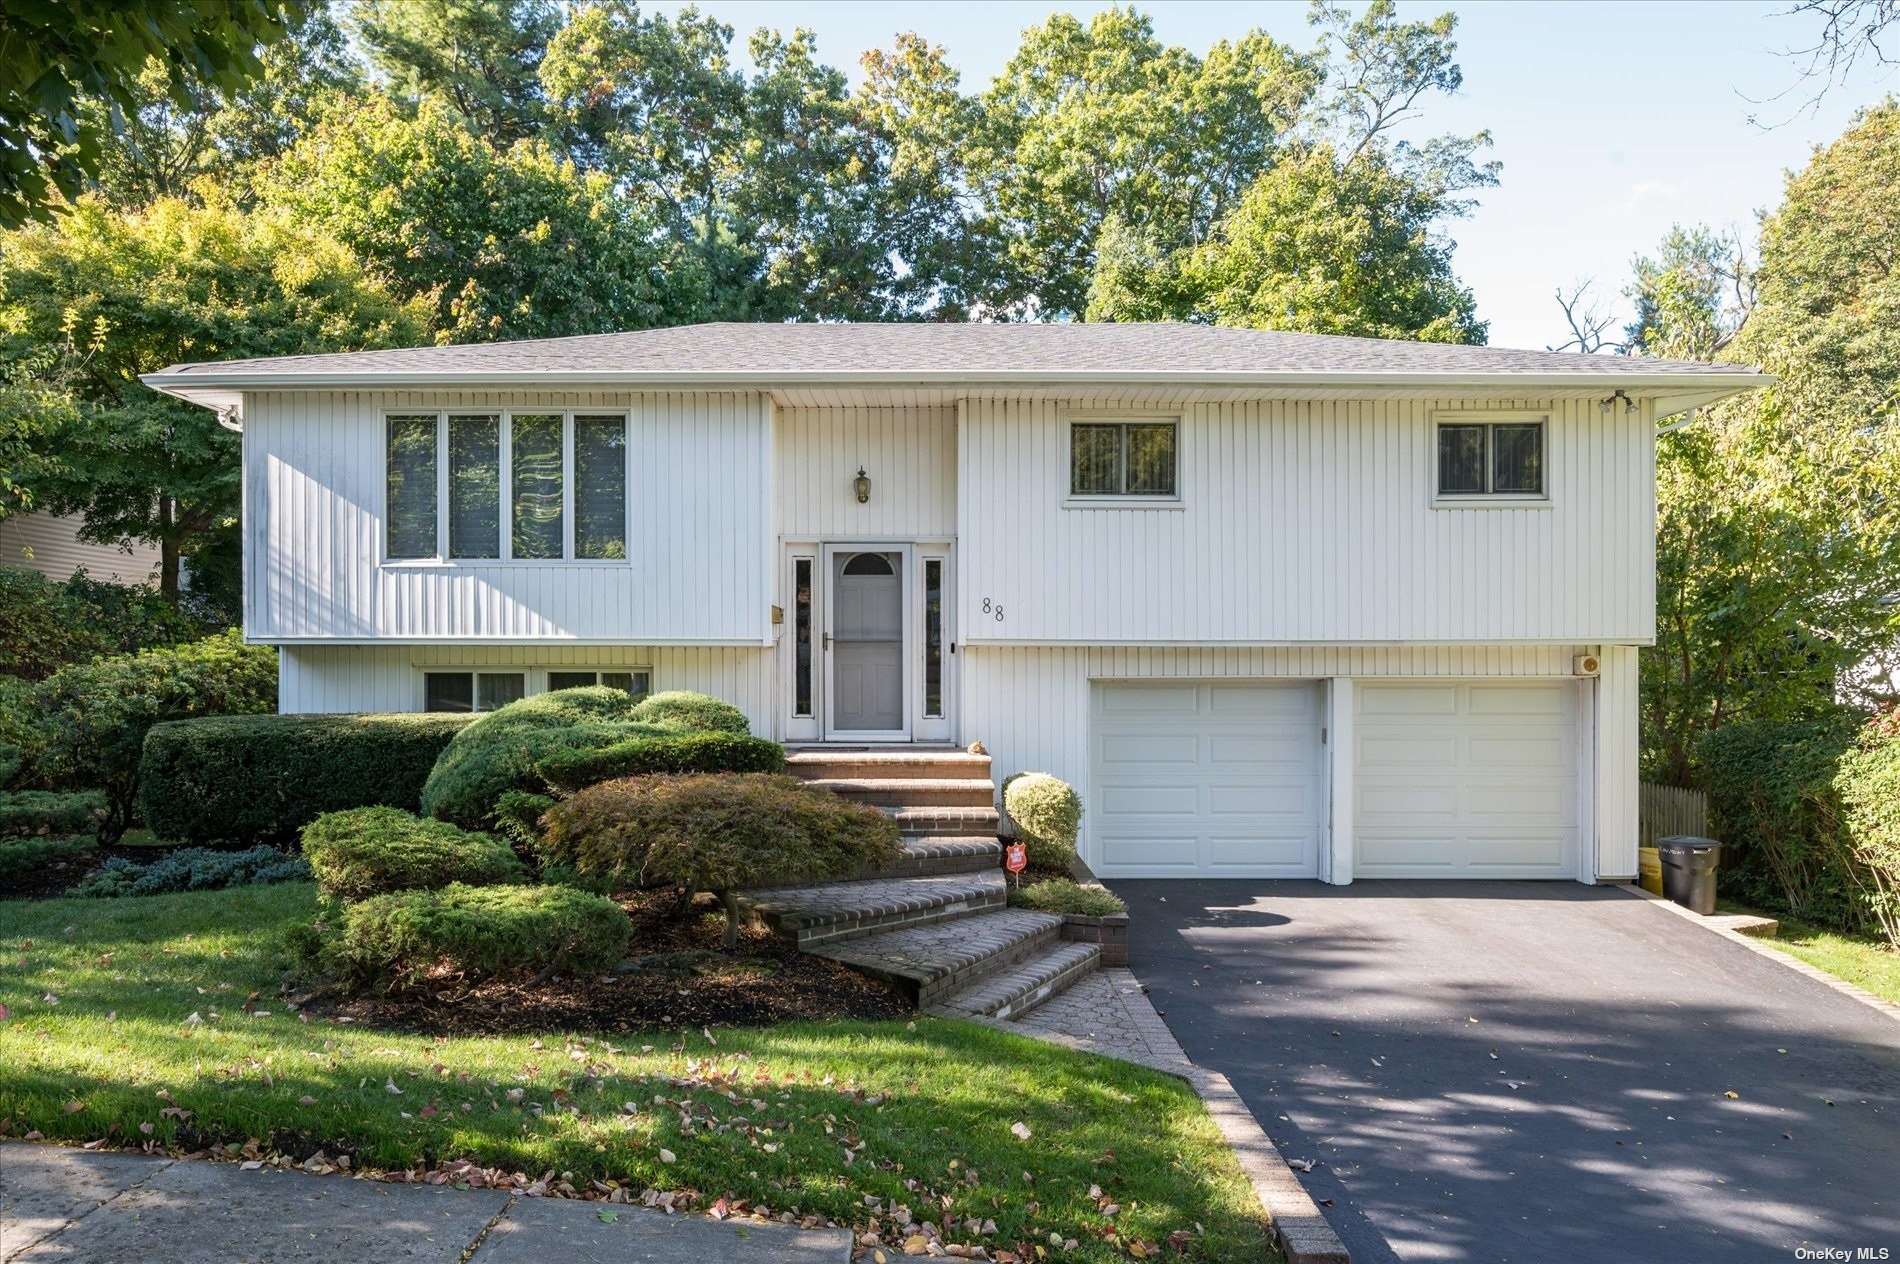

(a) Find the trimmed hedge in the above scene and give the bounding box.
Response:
[299,807,524,901]
[325,882,631,987]
[1004,772,1083,870]
[0,835,97,886]
[35,631,277,839]
[141,712,476,844]
[0,789,106,836]
[67,845,310,899]
[537,730,785,794]
[628,691,749,735]
[540,773,900,945]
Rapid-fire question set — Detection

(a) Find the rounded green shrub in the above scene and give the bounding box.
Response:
[419,687,670,828]
[1007,877,1125,918]
[1004,772,1083,870]
[536,730,785,794]
[0,789,106,836]
[540,773,900,945]
[326,882,631,986]
[141,712,476,844]
[300,806,524,901]
[628,690,749,734]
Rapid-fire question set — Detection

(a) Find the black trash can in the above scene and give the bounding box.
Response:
[1656,836,1721,915]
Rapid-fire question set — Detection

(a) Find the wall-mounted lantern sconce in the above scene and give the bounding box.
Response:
[854,466,871,504]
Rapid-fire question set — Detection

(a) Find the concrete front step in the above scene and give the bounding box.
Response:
[927,941,1102,1021]
[807,908,1064,1008]
[806,777,997,808]
[740,871,1006,948]
[889,805,1001,837]
[787,750,991,781]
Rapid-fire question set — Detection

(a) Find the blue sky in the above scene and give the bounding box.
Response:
[649,0,1895,351]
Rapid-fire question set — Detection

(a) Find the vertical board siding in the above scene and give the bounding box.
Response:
[776,405,956,540]
[1594,644,1641,879]
[957,396,1655,644]
[278,643,775,735]
[245,390,772,642]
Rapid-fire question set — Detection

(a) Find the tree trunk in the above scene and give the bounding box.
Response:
[157,496,180,598]
[719,888,740,950]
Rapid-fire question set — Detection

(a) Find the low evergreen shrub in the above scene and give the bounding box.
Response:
[627,691,750,734]
[0,789,106,836]
[1006,877,1125,918]
[1004,772,1083,870]
[325,882,630,987]
[0,834,97,886]
[141,712,475,844]
[300,806,524,901]
[536,730,785,794]
[540,773,900,945]
[67,845,309,898]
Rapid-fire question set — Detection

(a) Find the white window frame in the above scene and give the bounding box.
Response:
[1062,412,1184,509]
[380,408,633,565]
[543,667,653,695]
[1431,410,1553,509]
[420,665,653,712]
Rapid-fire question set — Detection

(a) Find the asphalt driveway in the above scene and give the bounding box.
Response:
[1111,880,1900,1264]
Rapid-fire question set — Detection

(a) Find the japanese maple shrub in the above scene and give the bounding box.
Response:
[539,774,901,947]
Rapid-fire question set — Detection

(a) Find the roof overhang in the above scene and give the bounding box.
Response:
[141,368,1771,419]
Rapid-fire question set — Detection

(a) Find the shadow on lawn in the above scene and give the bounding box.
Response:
[1113,878,1900,1264]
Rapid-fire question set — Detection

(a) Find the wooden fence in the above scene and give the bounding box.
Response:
[1639,782,1709,846]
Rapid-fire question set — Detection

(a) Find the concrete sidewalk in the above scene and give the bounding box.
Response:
[0,1143,849,1263]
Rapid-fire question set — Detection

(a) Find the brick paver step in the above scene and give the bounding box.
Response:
[928,941,1101,1021]
[739,871,1006,947]
[808,908,1064,1007]
[877,836,1002,878]
[805,777,996,808]
[787,750,991,781]
[889,805,1000,836]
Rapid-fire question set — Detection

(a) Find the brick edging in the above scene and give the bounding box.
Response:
[1619,885,1900,1028]
[970,982,1351,1264]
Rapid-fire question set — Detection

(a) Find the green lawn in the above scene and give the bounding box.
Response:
[0,882,1267,1261]
[1720,900,1900,1005]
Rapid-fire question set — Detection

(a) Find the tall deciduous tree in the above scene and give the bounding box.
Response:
[255,95,705,342]
[0,197,429,594]
[0,0,306,227]
[351,0,559,145]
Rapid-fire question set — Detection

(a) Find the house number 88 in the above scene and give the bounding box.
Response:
[982,597,1004,622]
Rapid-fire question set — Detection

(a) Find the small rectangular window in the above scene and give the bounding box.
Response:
[793,558,813,717]
[477,672,525,710]
[386,415,437,559]
[1436,421,1545,498]
[548,669,650,694]
[448,414,501,557]
[548,670,596,691]
[600,671,650,696]
[1070,420,1178,497]
[424,672,474,712]
[924,558,943,718]
[511,413,564,560]
[574,414,627,560]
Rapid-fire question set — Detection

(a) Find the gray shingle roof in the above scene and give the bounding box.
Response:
[152,321,1756,381]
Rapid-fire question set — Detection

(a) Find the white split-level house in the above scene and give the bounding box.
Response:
[142,323,1767,886]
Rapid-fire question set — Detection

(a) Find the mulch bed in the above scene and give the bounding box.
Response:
[317,889,912,1035]
[0,839,162,901]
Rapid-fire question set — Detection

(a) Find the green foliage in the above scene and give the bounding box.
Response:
[0,0,303,228]
[352,0,557,144]
[537,731,784,795]
[257,94,698,342]
[0,195,430,594]
[324,882,630,987]
[0,569,205,681]
[626,691,751,736]
[540,774,900,945]
[0,675,39,788]
[419,687,671,829]
[35,631,278,839]
[140,712,475,844]
[67,844,309,899]
[0,790,106,837]
[1835,713,1900,947]
[1004,773,1083,871]
[1007,878,1126,918]
[299,806,523,902]
[0,835,97,886]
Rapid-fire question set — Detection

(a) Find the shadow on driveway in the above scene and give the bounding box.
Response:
[1111,879,1900,1264]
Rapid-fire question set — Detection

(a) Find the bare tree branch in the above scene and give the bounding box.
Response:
[1746,0,1898,126]
[1547,279,1629,355]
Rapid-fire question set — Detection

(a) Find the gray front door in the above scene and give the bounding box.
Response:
[831,550,903,732]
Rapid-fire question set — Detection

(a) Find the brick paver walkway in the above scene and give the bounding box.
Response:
[1009,968,1190,1071]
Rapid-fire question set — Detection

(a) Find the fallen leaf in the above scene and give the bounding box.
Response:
[1287,1158,1314,1172]
[1723,1090,1739,1100]
[659,1148,676,1164]
[385,1079,403,1096]
[1009,1122,1032,1141]
[298,1095,318,1107]
[61,1100,84,1115]
[597,1209,619,1224]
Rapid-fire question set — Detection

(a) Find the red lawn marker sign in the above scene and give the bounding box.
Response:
[1004,842,1027,874]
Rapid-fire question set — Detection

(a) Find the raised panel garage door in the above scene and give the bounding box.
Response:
[1091,681,1323,878]
[1355,682,1581,879]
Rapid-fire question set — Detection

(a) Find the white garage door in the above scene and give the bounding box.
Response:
[1091,681,1324,878]
[1355,682,1581,879]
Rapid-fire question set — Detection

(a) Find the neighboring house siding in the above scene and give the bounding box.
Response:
[956,395,1657,645]
[776,405,956,540]
[244,390,774,643]
[278,643,774,732]
[0,511,160,585]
